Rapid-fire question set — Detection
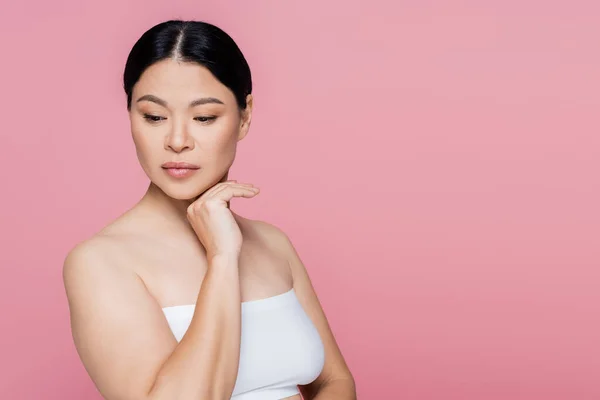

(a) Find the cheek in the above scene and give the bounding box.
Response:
[131,127,160,166]
[200,128,239,162]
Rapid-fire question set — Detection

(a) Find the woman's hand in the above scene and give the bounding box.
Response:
[186,180,260,260]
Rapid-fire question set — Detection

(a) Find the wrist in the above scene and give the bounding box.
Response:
[208,252,240,267]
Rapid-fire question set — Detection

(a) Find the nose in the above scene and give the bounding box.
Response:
[164,120,195,153]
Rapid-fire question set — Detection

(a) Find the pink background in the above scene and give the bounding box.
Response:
[1,1,599,399]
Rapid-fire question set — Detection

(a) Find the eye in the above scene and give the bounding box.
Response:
[142,114,165,123]
[195,116,217,124]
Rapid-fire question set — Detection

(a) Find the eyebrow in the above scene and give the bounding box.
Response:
[135,94,225,108]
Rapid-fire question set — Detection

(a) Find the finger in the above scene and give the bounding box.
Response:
[212,182,258,196]
[212,186,259,202]
[202,181,230,197]
[224,181,255,187]
[218,185,260,197]
[203,180,247,197]
[198,182,257,203]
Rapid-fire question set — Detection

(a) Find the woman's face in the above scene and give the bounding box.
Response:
[129,58,252,200]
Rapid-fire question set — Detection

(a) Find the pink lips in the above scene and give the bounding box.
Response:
[161,161,200,178]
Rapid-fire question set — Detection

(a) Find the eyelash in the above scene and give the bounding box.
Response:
[142,114,216,124]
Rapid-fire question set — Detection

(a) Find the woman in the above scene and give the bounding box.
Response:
[63,19,356,400]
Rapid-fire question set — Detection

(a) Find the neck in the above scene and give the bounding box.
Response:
[142,182,195,228]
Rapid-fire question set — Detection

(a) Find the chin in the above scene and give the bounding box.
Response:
[157,179,207,201]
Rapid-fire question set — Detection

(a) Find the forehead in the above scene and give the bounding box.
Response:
[133,59,234,105]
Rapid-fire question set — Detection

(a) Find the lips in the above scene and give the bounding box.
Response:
[161,161,200,169]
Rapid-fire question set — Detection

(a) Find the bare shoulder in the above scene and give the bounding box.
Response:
[244,218,305,282]
[62,230,135,291]
[62,233,150,332]
[237,215,292,251]
[63,235,122,289]
[62,233,178,399]
[63,206,152,288]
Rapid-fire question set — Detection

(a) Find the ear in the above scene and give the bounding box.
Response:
[237,94,253,142]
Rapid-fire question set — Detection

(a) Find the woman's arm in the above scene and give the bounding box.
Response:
[309,378,358,400]
[63,238,242,400]
[146,253,241,399]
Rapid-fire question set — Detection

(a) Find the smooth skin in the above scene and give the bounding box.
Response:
[63,58,356,400]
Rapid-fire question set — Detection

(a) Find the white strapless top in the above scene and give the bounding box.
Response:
[161,288,325,400]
